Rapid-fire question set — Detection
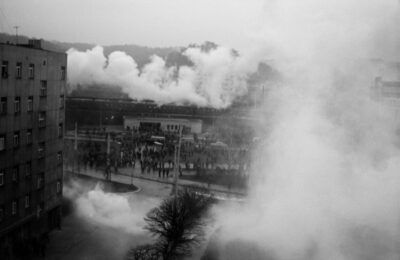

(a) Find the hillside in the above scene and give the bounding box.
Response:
[0,33,176,68]
[0,33,280,104]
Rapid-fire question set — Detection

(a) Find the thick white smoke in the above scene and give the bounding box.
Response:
[67,45,256,108]
[213,0,400,260]
[64,180,160,235]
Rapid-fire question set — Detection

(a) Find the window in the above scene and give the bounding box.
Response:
[38,112,46,127]
[1,61,8,78]
[25,162,31,177]
[29,64,34,79]
[12,200,17,215]
[61,66,66,80]
[37,172,44,189]
[13,131,19,147]
[57,151,63,164]
[58,123,63,138]
[27,96,33,112]
[0,135,5,151]
[0,170,4,186]
[15,62,22,79]
[40,81,47,97]
[12,166,18,183]
[36,204,43,218]
[26,129,32,145]
[59,95,64,109]
[25,194,30,208]
[38,142,45,158]
[56,180,61,194]
[14,97,21,114]
[0,97,6,114]
[0,206,3,222]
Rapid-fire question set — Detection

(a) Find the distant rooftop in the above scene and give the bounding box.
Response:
[382,81,400,88]
[0,38,65,54]
[124,116,202,123]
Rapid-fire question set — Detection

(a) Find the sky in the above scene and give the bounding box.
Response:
[0,0,264,51]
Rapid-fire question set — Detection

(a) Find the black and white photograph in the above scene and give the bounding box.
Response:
[1,0,400,259]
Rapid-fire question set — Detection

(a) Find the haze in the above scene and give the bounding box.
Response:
[0,0,262,50]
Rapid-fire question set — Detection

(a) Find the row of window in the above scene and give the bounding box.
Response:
[0,181,62,221]
[0,154,62,187]
[1,61,66,80]
[0,195,31,220]
[1,96,31,114]
[0,94,65,115]
[166,124,181,131]
[0,127,63,151]
[0,163,30,184]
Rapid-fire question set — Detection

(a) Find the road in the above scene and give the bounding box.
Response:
[44,165,245,260]
[65,164,246,196]
[44,177,172,260]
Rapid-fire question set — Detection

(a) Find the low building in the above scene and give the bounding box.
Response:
[65,96,226,130]
[123,116,203,134]
[373,78,400,114]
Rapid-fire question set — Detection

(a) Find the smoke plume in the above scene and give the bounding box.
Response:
[64,180,160,235]
[67,45,257,108]
[212,0,400,260]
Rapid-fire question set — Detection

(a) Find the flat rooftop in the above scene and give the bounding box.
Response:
[124,116,202,123]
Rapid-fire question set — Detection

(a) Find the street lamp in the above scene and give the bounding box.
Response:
[173,125,183,197]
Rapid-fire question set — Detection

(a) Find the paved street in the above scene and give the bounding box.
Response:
[65,164,246,197]
[44,214,150,260]
[41,165,246,260]
[44,174,172,260]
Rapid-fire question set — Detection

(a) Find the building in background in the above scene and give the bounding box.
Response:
[123,116,202,134]
[0,40,66,257]
[65,96,225,130]
[373,77,400,121]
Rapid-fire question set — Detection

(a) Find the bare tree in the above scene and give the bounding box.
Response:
[144,189,213,260]
[125,244,161,260]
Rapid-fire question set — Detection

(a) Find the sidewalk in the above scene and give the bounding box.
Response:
[65,165,246,197]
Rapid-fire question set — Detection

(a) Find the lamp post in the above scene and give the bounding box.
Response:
[173,125,183,197]
[131,169,133,186]
[73,122,78,175]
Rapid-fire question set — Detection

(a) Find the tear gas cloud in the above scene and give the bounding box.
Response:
[65,0,400,259]
[64,180,160,235]
[67,45,259,108]
[212,0,400,260]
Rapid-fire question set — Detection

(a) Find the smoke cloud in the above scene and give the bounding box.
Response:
[212,0,400,260]
[64,180,160,235]
[67,45,258,108]
[64,0,400,259]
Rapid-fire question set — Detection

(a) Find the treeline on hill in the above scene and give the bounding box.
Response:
[0,32,178,68]
[0,33,281,103]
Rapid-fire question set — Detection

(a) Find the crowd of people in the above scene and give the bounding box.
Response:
[64,126,252,189]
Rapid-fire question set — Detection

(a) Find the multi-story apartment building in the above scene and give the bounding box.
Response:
[0,40,66,258]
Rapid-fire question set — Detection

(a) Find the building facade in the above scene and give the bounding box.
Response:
[66,96,224,130]
[0,41,66,257]
[123,116,203,134]
[373,77,400,121]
